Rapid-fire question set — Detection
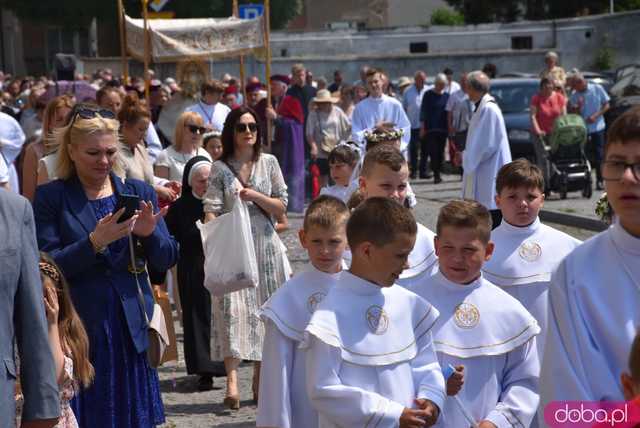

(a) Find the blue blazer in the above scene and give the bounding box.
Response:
[33,173,178,353]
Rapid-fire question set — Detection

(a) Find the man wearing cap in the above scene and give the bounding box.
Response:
[258,75,306,212]
[306,89,351,187]
[223,85,240,110]
[403,71,431,179]
[185,79,230,132]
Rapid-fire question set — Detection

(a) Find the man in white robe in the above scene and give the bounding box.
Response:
[351,68,411,154]
[185,80,230,132]
[409,200,540,428]
[0,111,26,194]
[0,153,9,189]
[462,71,511,222]
[306,198,445,428]
[540,110,640,415]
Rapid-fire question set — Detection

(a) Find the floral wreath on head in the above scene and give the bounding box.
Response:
[364,128,404,144]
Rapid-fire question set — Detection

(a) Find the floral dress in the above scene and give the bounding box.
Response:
[203,153,289,361]
[15,355,78,428]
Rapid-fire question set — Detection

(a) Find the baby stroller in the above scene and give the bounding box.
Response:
[533,114,592,199]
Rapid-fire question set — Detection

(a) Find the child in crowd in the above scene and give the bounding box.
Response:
[409,200,540,428]
[364,127,418,208]
[345,145,438,287]
[257,196,350,428]
[541,106,640,407]
[482,159,580,356]
[203,131,223,161]
[16,253,94,427]
[320,143,360,203]
[305,198,445,427]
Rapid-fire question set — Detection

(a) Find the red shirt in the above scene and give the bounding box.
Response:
[531,91,566,134]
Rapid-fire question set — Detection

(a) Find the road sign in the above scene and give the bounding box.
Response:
[150,0,170,12]
[239,4,264,20]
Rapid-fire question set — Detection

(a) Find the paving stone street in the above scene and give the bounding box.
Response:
[159,174,600,427]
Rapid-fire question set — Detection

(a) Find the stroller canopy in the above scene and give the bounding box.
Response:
[550,114,587,153]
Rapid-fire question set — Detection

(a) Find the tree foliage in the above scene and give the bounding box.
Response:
[444,0,640,23]
[430,8,465,26]
[0,0,301,30]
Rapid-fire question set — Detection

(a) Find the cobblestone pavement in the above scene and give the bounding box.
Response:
[159,174,598,427]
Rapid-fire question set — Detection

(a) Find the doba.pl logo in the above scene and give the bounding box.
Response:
[544,401,640,427]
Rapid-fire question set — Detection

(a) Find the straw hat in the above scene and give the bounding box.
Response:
[397,76,413,89]
[312,89,339,104]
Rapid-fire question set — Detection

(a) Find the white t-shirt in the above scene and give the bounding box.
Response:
[185,101,231,132]
[154,146,212,182]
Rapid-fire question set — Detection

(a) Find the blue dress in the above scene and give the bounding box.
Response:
[71,195,165,427]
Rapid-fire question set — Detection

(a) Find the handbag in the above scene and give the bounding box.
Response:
[197,194,260,296]
[128,232,170,368]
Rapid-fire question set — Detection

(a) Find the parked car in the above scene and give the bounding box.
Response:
[605,64,640,126]
[489,78,540,161]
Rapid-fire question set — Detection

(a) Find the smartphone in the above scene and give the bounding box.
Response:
[113,194,140,223]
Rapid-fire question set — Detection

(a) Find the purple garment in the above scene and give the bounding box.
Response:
[273,117,305,213]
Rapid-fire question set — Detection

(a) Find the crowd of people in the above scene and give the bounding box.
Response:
[0,50,638,428]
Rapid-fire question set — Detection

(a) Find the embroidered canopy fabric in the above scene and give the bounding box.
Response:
[125,15,265,62]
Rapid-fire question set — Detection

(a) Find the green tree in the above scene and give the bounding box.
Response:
[0,0,301,30]
[430,8,465,25]
[444,0,522,24]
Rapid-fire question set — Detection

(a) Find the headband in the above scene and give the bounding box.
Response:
[39,261,61,284]
[188,160,211,187]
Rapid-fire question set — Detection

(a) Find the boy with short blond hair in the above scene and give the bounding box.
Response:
[409,200,540,428]
[305,197,445,428]
[346,145,437,286]
[257,195,350,428]
[541,106,640,408]
[483,159,580,357]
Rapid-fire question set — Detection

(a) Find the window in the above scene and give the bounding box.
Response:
[511,36,532,50]
[409,42,428,54]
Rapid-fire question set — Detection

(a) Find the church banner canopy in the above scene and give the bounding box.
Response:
[125,15,265,62]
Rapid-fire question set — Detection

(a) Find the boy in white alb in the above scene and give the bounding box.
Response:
[343,145,438,286]
[541,107,640,408]
[410,200,540,428]
[320,143,360,204]
[306,198,446,428]
[483,159,580,356]
[257,196,350,428]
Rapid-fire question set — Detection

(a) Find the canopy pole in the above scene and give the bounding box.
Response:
[264,0,272,151]
[142,0,150,100]
[232,0,247,105]
[117,0,129,83]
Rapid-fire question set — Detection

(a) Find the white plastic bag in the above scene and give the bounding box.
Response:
[197,197,259,296]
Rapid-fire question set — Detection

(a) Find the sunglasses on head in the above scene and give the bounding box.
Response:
[69,106,116,127]
[185,124,207,135]
[235,123,258,133]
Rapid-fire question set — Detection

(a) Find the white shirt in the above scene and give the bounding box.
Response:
[403,84,431,129]
[351,94,411,153]
[541,221,640,409]
[462,94,512,209]
[154,146,211,182]
[185,101,230,132]
[444,81,461,95]
[0,153,9,184]
[305,271,445,428]
[257,264,341,428]
[145,123,163,163]
[445,90,473,132]
[483,218,581,357]
[409,271,540,428]
[0,112,26,194]
[319,181,358,204]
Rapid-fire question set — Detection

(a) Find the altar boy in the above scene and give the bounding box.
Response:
[541,106,640,407]
[305,198,446,428]
[257,196,350,428]
[409,200,540,428]
[483,159,580,356]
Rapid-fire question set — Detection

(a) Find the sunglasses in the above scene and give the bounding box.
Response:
[185,124,207,135]
[69,107,116,127]
[235,123,258,133]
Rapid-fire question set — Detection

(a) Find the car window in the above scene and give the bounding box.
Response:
[490,84,539,113]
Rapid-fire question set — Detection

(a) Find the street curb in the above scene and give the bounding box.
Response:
[540,210,608,232]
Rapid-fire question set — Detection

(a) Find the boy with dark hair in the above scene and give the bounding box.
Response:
[483,159,580,357]
[257,195,350,428]
[541,106,640,408]
[409,200,540,428]
[305,198,445,428]
[346,145,437,285]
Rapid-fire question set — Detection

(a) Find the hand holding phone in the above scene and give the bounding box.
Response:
[113,194,140,224]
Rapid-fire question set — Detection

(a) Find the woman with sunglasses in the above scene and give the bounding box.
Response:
[154,111,211,183]
[32,106,178,427]
[203,106,289,410]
